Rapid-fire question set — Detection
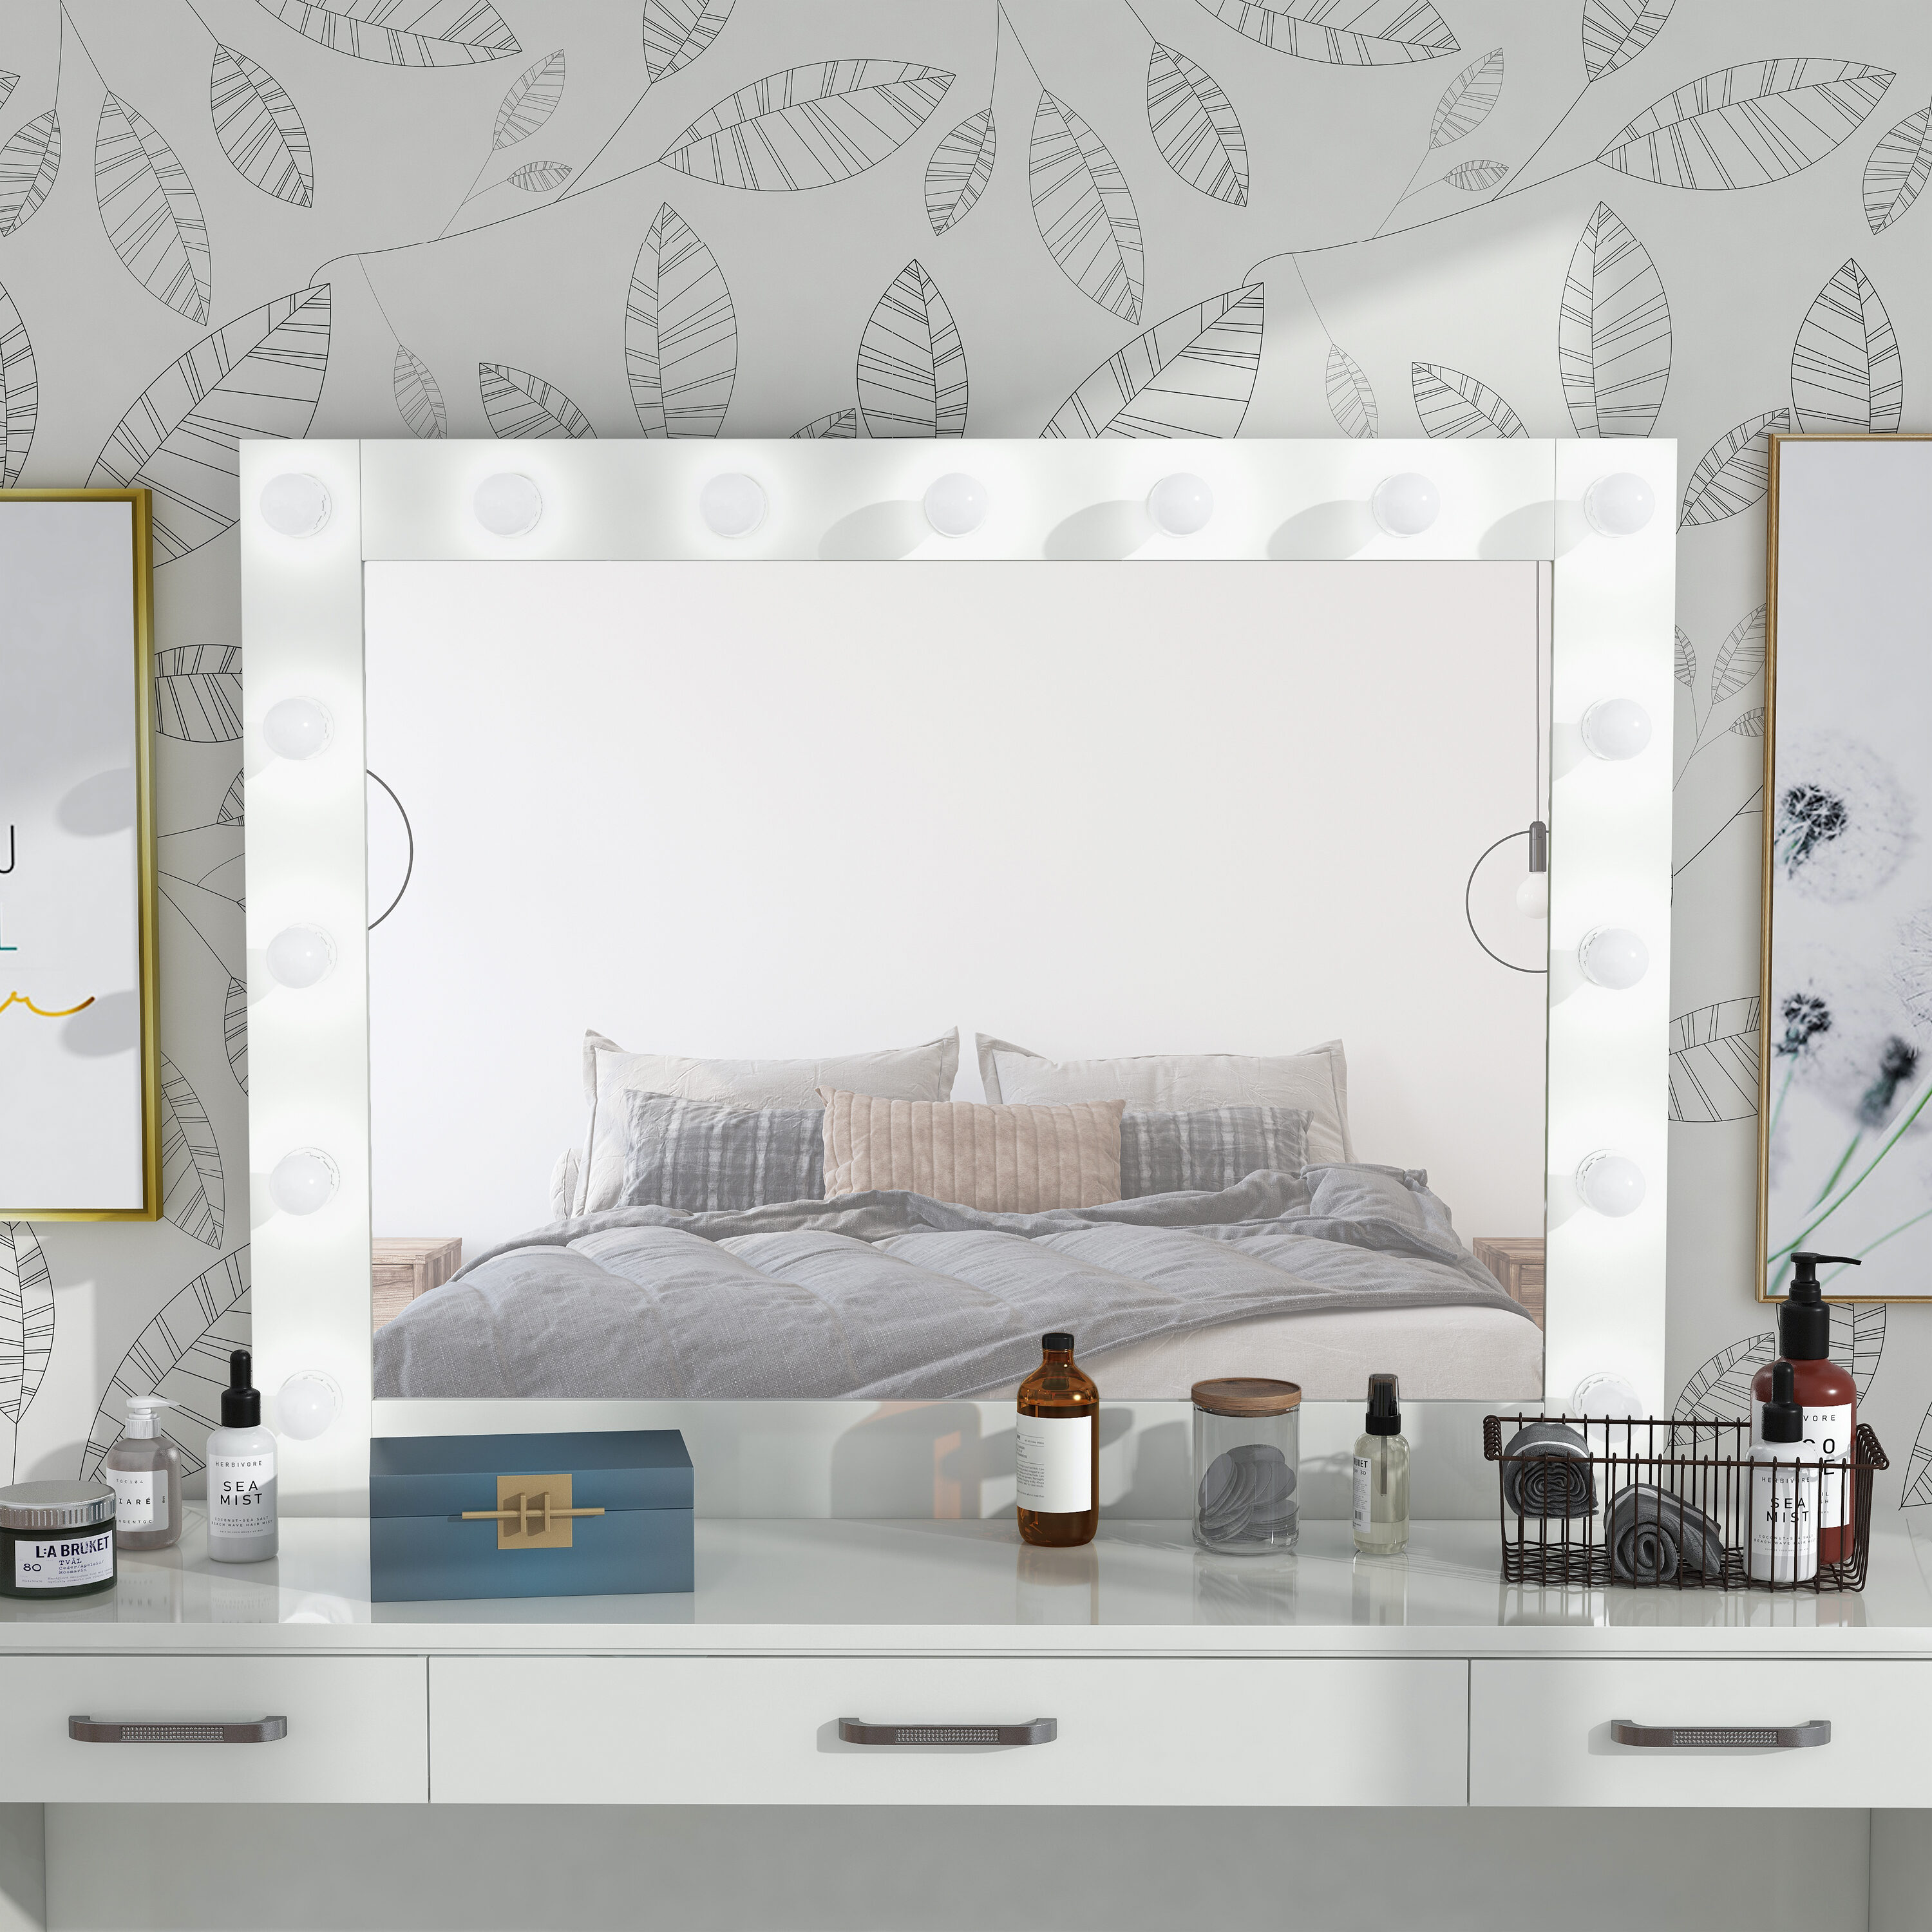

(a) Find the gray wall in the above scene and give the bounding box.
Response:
[3,1,1931,1504]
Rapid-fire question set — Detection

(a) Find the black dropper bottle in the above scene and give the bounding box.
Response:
[1749,1359,1817,1583]
[222,1349,261,1428]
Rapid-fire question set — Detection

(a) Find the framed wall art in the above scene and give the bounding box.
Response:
[0,489,161,1219]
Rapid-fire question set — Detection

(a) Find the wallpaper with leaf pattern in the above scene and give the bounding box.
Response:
[2,0,1930,1509]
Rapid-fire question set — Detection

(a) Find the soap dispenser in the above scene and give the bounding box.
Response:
[1753,1253,1859,1564]
[103,1395,183,1551]
[205,1350,278,1563]
[1748,1360,1818,1585]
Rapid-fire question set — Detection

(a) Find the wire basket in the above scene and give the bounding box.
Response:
[1482,1414,1888,1592]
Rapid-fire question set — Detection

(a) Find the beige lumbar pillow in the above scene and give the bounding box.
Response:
[819,1089,1125,1213]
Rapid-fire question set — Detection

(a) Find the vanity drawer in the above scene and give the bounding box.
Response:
[1471,1660,1932,1807]
[0,1656,428,1803]
[431,1655,1467,1806]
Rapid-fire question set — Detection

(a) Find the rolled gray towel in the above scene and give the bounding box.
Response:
[1607,1483,1724,1583]
[1502,1422,1595,1519]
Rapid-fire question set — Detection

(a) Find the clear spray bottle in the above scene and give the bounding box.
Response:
[1352,1373,1409,1555]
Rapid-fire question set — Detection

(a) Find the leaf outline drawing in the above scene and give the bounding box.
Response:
[479,361,596,439]
[1442,160,1508,191]
[0,109,61,237]
[393,345,448,439]
[1191,0,1459,68]
[1679,409,1789,527]
[506,160,571,191]
[95,94,213,325]
[1430,49,1502,146]
[1325,344,1378,438]
[626,202,737,439]
[1412,361,1528,438]
[154,645,242,742]
[925,108,996,234]
[1791,258,1902,433]
[1041,282,1263,439]
[642,0,735,85]
[223,978,248,1092]
[1863,100,1931,234]
[857,258,967,439]
[1581,0,1675,84]
[493,49,564,149]
[1030,91,1144,323]
[1674,625,1695,688]
[791,408,857,439]
[1598,59,1893,191]
[158,1056,224,1247]
[210,45,314,207]
[659,61,953,191]
[1668,998,1759,1122]
[0,278,37,489]
[1709,603,1765,701]
[0,1222,54,1435]
[0,75,15,115]
[1146,44,1248,205]
[251,0,521,68]
[1558,201,1671,438]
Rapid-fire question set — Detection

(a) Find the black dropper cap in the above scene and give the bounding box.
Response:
[1761,1359,1803,1445]
[1042,1332,1074,1354]
[1364,1372,1401,1435]
[221,1348,260,1428]
[1781,1252,1861,1359]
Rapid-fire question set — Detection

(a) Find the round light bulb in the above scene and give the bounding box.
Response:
[269,1146,339,1217]
[1583,471,1655,536]
[1515,873,1549,920]
[276,1370,342,1442]
[473,471,542,537]
[263,696,334,761]
[266,924,336,990]
[1571,1372,1643,1418]
[259,472,331,538]
[922,472,989,537]
[1577,925,1649,989]
[1580,697,1652,761]
[699,473,766,538]
[1576,1150,1645,1217]
[1145,473,1213,537]
[1370,472,1441,537]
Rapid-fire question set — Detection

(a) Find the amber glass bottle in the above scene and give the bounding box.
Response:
[1016,1332,1099,1548]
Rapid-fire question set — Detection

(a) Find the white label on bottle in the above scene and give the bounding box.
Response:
[208,1452,277,1536]
[1748,1455,1819,1584]
[1015,1414,1092,1514]
[1352,1455,1371,1533]
[14,1528,113,1590]
[108,1467,165,1530]
[1752,1401,1853,1531]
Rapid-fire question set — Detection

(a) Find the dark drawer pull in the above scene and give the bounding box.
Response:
[70,1716,288,1745]
[1611,1718,1828,1750]
[838,1717,1056,1747]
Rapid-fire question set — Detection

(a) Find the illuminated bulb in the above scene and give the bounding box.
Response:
[1580,697,1651,761]
[1572,1372,1643,1417]
[1577,926,1649,989]
[276,1371,341,1441]
[263,696,334,761]
[699,473,766,538]
[1576,1150,1645,1217]
[922,472,989,537]
[1583,471,1654,536]
[1515,873,1549,920]
[259,472,331,537]
[1370,472,1440,537]
[266,924,336,989]
[473,471,542,537]
[1145,473,1213,536]
[269,1146,339,1216]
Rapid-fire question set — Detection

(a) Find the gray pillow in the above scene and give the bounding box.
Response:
[1119,1106,1311,1199]
[620,1092,824,1212]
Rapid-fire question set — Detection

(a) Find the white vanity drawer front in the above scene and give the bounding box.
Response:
[431,1655,1467,1806]
[1471,1660,1932,1807]
[0,1656,428,1803]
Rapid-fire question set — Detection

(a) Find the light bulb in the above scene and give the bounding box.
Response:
[276,1370,341,1441]
[473,471,542,537]
[266,924,336,989]
[1583,471,1654,536]
[269,1146,339,1216]
[699,473,766,538]
[1515,873,1549,920]
[1370,472,1440,536]
[1571,1372,1643,1417]
[259,472,331,537]
[1580,697,1652,761]
[1577,925,1648,989]
[922,472,989,537]
[263,696,334,761]
[1576,1150,1645,1217]
[1145,473,1213,536]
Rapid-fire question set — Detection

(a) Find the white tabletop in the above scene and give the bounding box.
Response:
[5,1516,1932,1658]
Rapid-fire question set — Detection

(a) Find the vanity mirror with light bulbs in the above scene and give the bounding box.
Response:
[237,439,1674,1516]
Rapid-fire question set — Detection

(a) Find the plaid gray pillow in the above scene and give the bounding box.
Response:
[620,1092,825,1211]
[1119,1106,1311,1199]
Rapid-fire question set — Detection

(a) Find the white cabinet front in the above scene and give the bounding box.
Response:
[1471,1660,1932,1807]
[431,1655,1468,1806]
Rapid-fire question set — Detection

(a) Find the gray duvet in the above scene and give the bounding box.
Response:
[375,1164,1533,1401]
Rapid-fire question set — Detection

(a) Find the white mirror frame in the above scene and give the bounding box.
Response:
[242,438,1674,1516]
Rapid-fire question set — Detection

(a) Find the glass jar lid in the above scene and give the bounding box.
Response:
[1192,1378,1302,1417]
[0,1481,116,1532]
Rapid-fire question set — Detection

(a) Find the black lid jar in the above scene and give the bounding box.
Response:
[0,1482,117,1598]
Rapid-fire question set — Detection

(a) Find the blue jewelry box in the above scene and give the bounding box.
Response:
[368,1430,693,1603]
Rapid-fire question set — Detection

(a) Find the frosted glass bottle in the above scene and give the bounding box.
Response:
[1352,1373,1410,1555]
[103,1395,183,1551]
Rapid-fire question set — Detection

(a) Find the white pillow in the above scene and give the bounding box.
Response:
[975,1034,1352,1167]
[573,1029,960,1217]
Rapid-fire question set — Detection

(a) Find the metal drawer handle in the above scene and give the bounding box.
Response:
[1611,1718,1829,1750]
[838,1718,1056,1747]
[70,1716,288,1745]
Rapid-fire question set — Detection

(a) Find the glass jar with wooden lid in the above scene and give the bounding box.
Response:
[1192,1378,1300,1555]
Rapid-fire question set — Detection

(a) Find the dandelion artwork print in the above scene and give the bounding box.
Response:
[1761,437,1932,1302]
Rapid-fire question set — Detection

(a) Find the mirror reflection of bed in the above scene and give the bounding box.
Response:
[367,560,1549,1402]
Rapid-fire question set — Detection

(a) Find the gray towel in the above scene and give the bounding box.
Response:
[1502,1422,1595,1519]
[1607,1483,1725,1583]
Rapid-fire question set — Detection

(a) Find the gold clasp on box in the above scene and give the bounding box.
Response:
[460,1473,605,1550]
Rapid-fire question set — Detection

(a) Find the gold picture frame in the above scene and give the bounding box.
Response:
[1758,434,1932,1302]
[0,488,161,1220]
